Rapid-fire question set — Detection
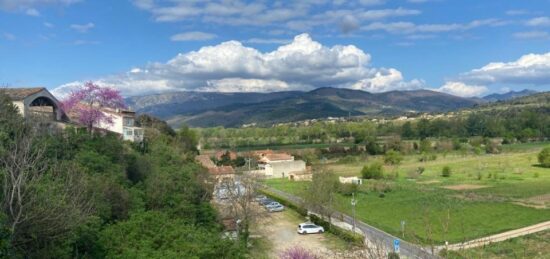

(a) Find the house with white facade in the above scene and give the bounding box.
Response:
[98,108,144,142]
[255,151,307,179]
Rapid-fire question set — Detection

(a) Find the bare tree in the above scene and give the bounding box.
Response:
[0,133,94,252]
[219,174,262,246]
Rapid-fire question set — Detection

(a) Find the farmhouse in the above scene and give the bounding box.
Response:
[1,87,67,122]
[97,108,144,142]
[256,151,307,179]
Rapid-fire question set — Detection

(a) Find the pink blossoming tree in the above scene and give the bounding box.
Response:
[61,82,126,132]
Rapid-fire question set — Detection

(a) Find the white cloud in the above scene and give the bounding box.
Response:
[25,8,39,16]
[132,1,420,33]
[513,31,549,40]
[526,17,550,27]
[362,19,505,34]
[170,31,217,41]
[53,33,422,97]
[506,9,529,16]
[43,22,54,28]
[457,52,550,86]
[0,0,80,12]
[70,22,95,33]
[434,81,487,97]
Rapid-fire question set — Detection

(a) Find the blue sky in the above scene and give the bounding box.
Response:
[1,0,549,97]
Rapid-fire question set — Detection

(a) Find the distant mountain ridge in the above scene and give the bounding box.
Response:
[127,87,482,128]
[482,89,538,102]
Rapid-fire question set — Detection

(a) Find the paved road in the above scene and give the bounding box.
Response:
[439,220,550,251]
[262,186,439,259]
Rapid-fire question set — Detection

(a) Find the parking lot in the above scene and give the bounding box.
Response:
[252,206,349,258]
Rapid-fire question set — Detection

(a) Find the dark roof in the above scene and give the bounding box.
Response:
[0,88,46,100]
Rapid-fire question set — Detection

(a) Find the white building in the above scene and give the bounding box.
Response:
[98,108,144,142]
[256,152,307,178]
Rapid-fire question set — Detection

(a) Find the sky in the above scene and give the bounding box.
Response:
[1,0,549,98]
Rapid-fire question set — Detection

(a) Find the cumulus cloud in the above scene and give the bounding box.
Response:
[457,52,550,86]
[434,82,488,97]
[70,22,95,33]
[170,31,217,41]
[53,33,422,97]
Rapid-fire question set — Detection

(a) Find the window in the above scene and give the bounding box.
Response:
[124,128,133,136]
[123,117,134,126]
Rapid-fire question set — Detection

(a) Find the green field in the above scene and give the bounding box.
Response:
[446,230,550,259]
[264,142,550,245]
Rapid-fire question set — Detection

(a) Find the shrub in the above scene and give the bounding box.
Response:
[260,191,308,216]
[441,166,451,177]
[309,214,363,245]
[338,183,358,196]
[378,192,385,198]
[388,252,400,259]
[538,147,550,168]
[361,162,384,179]
[279,246,318,259]
[384,150,403,165]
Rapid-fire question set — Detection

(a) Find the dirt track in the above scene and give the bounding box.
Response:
[442,220,550,251]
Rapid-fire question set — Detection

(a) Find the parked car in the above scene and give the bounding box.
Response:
[255,195,267,202]
[259,198,275,205]
[264,201,282,209]
[297,223,324,234]
[267,204,284,212]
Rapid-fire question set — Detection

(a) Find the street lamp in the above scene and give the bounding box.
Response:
[351,192,357,235]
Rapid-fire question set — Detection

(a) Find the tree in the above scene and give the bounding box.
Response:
[305,168,339,224]
[361,162,384,179]
[538,147,550,168]
[219,175,260,247]
[441,166,452,177]
[61,82,126,132]
[384,150,403,165]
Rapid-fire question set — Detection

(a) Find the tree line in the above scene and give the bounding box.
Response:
[199,107,549,149]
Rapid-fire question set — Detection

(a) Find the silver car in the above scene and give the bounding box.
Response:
[267,204,284,212]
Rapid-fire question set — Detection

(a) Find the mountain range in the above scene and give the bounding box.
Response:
[482,89,538,102]
[127,87,486,128]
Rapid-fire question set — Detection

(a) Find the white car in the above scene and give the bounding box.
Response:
[297,223,324,234]
[264,201,282,208]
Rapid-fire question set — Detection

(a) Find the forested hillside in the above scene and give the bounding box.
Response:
[127,88,481,128]
[199,93,549,149]
[0,93,243,258]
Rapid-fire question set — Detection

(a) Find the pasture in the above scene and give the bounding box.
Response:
[264,142,550,245]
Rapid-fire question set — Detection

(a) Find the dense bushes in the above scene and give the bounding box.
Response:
[0,94,240,257]
[441,166,452,177]
[261,191,308,216]
[309,214,364,245]
[538,147,550,168]
[361,162,384,179]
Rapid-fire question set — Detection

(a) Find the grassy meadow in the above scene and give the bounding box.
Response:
[264,142,550,245]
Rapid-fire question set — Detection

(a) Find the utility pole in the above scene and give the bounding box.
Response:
[351,192,357,235]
